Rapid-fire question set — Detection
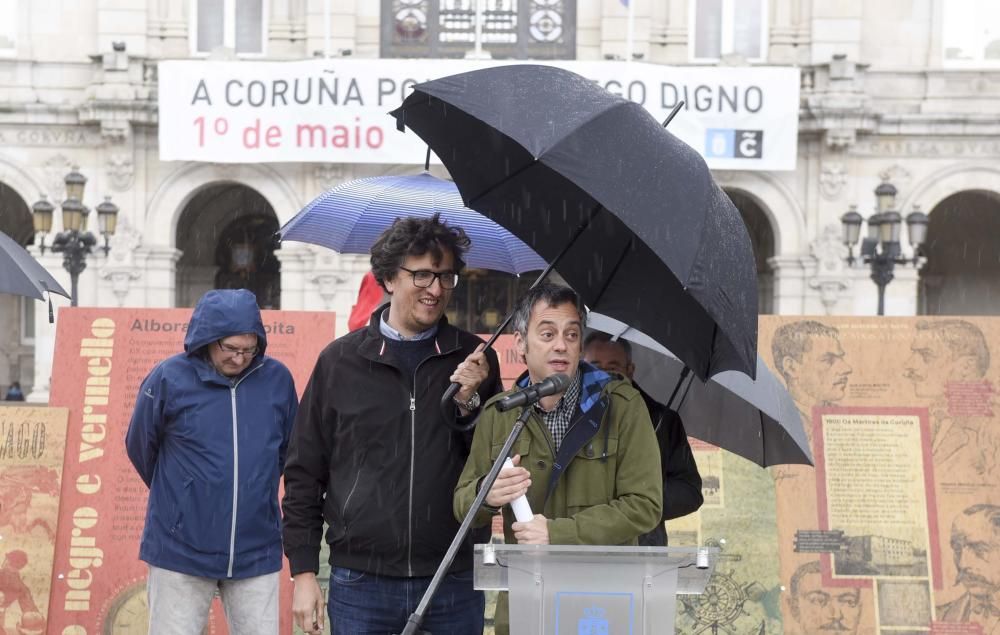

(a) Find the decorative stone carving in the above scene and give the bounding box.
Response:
[308,272,344,310]
[306,245,347,310]
[99,217,143,306]
[808,224,850,314]
[100,119,130,144]
[106,154,135,191]
[825,129,856,151]
[314,164,346,193]
[79,47,156,146]
[820,163,847,200]
[143,62,158,85]
[42,154,73,202]
[801,56,875,152]
[853,139,1000,157]
[878,164,912,191]
[801,68,815,92]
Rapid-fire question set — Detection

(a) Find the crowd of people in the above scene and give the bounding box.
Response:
[124,214,702,634]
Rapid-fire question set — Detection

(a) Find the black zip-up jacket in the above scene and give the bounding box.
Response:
[635,384,703,546]
[281,307,502,577]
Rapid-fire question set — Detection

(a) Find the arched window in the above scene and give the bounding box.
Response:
[919,190,1000,315]
[176,184,281,308]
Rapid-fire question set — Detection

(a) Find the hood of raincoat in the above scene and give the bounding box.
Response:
[183,289,268,357]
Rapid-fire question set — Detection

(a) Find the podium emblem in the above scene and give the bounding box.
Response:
[578,606,609,635]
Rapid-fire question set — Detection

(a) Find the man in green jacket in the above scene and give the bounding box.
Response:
[454,283,662,633]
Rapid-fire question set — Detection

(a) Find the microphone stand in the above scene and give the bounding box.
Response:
[399,406,533,635]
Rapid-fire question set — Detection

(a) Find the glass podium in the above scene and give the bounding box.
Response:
[474,544,717,635]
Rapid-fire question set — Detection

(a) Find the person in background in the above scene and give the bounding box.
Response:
[4,382,25,401]
[126,289,298,635]
[583,331,703,545]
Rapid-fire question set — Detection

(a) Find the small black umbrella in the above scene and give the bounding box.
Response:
[390,64,758,381]
[0,230,69,321]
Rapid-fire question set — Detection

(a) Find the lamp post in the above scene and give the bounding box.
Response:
[31,168,119,306]
[840,179,929,315]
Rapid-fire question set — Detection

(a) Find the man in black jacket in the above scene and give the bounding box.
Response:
[584,331,703,545]
[282,215,502,634]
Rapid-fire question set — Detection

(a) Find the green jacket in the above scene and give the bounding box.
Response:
[454,363,663,633]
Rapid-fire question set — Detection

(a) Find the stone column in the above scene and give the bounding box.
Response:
[276,243,312,311]
[768,255,809,315]
[147,0,188,57]
[659,0,689,64]
[27,250,70,404]
[769,0,798,64]
[140,246,183,308]
[882,265,920,316]
[600,0,649,60]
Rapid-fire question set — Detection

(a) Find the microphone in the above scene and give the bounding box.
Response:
[496,374,571,412]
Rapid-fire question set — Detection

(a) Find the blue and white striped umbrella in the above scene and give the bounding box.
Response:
[279,172,547,275]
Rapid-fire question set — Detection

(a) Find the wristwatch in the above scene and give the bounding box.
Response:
[454,391,481,412]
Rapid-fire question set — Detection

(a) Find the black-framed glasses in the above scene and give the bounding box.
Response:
[217,340,258,358]
[399,266,459,290]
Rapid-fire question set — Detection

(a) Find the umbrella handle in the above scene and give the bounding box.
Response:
[439,322,509,432]
[438,235,578,430]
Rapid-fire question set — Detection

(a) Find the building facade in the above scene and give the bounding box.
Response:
[1,0,999,402]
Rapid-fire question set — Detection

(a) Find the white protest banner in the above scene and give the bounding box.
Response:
[158,59,799,171]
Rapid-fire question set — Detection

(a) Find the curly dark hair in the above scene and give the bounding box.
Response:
[370,214,471,290]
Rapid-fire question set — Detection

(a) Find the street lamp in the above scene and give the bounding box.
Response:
[841,178,929,315]
[31,168,119,306]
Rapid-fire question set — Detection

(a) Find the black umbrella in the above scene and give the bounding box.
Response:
[390,64,758,382]
[0,230,69,321]
[588,312,812,467]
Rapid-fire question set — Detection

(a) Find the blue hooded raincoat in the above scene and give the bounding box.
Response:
[126,289,298,579]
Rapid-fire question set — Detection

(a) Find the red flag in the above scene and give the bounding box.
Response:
[348,271,384,332]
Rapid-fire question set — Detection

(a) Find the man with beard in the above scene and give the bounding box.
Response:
[936,504,1000,633]
[771,321,852,445]
[787,560,862,634]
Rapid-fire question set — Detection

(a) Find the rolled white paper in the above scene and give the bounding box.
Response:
[502,456,534,522]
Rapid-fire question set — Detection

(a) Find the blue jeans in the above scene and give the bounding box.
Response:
[327,567,485,635]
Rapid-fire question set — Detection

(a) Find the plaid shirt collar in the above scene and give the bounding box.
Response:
[535,370,581,452]
[515,362,612,452]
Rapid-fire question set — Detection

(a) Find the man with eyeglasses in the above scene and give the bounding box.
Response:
[283,214,503,634]
[126,289,298,635]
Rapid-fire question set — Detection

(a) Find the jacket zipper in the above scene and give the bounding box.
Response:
[380,337,461,578]
[408,392,416,576]
[226,363,263,578]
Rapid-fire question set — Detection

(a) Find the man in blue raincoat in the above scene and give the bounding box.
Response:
[126,289,298,635]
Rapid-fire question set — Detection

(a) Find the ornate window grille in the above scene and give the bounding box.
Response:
[382,0,575,59]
